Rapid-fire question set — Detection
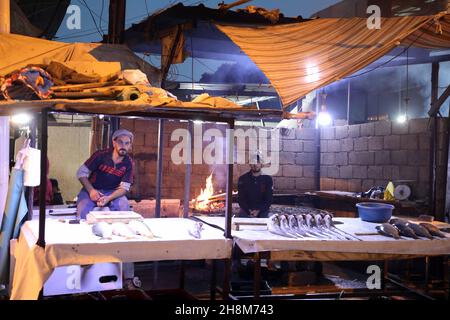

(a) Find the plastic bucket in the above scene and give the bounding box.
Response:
[356,202,395,223]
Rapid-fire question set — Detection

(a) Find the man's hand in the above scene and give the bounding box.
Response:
[89,189,104,202]
[96,195,111,207]
[250,209,260,217]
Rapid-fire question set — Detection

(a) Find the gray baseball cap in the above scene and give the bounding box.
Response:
[112,129,134,142]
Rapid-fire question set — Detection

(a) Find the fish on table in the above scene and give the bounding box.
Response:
[376,223,401,239]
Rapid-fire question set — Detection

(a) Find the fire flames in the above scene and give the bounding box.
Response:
[195,173,214,210]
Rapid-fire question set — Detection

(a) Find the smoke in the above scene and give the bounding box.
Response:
[199,55,269,84]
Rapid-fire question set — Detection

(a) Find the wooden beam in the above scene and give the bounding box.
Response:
[428,84,450,117]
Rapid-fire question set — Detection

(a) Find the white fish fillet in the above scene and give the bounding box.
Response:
[111,222,136,239]
[92,222,113,239]
[128,220,155,238]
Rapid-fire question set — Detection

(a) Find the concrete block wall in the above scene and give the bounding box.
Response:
[120,117,446,202]
[120,119,319,200]
[320,118,448,200]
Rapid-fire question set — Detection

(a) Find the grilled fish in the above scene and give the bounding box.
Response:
[419,223,446,238]
[406,223,433,239]
[389,218,408,225]
[392,222,418,239]
[376,223,401,239]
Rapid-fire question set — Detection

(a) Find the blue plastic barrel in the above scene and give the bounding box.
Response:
[356,202,395,223]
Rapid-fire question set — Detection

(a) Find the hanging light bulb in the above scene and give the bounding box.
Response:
[317,92,332,126]
[396,114,407,124]
[11,113,31,125]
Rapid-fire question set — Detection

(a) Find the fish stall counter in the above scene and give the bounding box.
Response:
[196,216,450,260]
[10,218,232,300]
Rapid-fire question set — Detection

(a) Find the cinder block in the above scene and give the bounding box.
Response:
[303,165,316,178]
[361,179,375,191]
[375,151,390,165]
[335,126,349,139]
[321,127,335,140]
[409,118,429,134]
[341,138,354,152]
[400,135,418,150]
[327,140,341,152]
[392,122,409,135]
[120,119,135,131]
[349,151,374,165]
[335,179,349,191]
[321,153,335,165]
[327,166,340,178]
[384,135,400,150]
[354,137,368,151]
[320,140,327,152]
[303,140,317,152]
[368,136,383,151]
[360,122,375,136]
[135,119,157,133]
[419,133,430,150]
[391,150,408,165]
[282,128,297,140]
[296,153,316,165]
[399,166,418,180]
[348,179,362,192]
[283,140,303,152]
[283,165,303,177]
[296,128,316,140]
[339,166,352,179]
[368,166,383,179]
[374,180,388,188]
[335,152,348,165]
[375,121,391,136]
[353,166,368,179]
[419,166,429,182]
[295,178,316,190]
[407,150,429,166]
[320,178,335,190]
[280,152,296,164]
[145,133,159,147]
[348,124,360,138]
[274,177,296,190]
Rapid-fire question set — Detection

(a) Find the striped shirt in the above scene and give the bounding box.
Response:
[84,148,134,191]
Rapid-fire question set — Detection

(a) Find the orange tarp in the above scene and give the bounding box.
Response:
[216,13,450,108]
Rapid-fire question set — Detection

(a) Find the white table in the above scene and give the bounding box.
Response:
[10,218,232,300]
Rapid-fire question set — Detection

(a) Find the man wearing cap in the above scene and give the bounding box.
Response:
[237,152,273,218]
[76,129,134,219]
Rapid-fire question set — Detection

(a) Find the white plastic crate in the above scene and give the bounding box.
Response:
[43,263,122,296]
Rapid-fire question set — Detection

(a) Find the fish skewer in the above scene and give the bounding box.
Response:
[268,214,297,238]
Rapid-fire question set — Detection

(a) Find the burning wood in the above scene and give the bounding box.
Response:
[191,173,237,213]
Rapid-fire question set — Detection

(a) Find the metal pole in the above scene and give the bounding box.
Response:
[346,79,351,125]
[0,0,10,228]
[155,119,164,218]
[225,120,234,239]
[37,109,48,248]
[183,121,193,218]
[315,90,321,190]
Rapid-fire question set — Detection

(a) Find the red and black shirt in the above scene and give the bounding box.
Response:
[84,148,134,191]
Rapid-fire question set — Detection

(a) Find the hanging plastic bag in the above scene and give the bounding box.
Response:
[15,139,41,187]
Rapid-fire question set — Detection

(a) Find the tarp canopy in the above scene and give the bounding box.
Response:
[0,33,161,86]
[216,13,450,108]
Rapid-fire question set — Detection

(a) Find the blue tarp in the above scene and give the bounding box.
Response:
[0,169,28,288]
